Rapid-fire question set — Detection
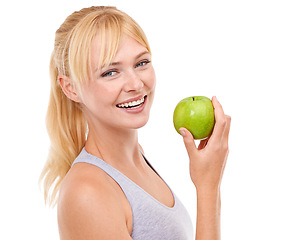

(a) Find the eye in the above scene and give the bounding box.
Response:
[135,60,151,68]
[101,70,117,78]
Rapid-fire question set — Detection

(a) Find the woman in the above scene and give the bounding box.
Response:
[40,6,231,240]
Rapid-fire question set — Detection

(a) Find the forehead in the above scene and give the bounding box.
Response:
[112,35,149,60]
[90,34,149,69]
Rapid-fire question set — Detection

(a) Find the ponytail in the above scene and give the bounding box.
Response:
[40,55,86,206]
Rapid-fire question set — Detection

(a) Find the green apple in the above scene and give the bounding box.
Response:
[173,96,215,140]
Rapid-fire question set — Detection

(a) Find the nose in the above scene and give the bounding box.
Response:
[123,70,144,92]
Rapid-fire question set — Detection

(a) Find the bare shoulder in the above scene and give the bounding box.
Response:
[58,163,132,240]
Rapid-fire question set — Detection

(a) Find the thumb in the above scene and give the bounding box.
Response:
[179,128,198,159]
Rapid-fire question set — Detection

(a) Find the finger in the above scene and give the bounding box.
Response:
[210,96,227,141]
[179,127,198,159]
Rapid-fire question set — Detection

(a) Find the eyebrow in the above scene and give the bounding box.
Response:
[101,51,150,69]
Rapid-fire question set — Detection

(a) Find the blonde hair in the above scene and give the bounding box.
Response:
[40,6,151,206]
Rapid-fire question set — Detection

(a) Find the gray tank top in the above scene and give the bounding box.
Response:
[72,148,193,240]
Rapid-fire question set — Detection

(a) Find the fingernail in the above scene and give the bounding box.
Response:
[179,129,186,137]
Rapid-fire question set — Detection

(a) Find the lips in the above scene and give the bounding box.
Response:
[116,95,147,109]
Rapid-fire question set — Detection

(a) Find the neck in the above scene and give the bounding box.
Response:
[85,122,142,168]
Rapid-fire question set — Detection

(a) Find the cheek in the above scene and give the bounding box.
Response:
[144,68,156,90]
[81,82,121,111]
[78,83,101,110]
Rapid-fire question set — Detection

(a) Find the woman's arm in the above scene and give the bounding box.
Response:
[180,96,231,240]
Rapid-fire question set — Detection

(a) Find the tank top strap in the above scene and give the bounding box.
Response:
[72,148,138,198]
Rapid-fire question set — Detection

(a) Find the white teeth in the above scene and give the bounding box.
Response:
[117,96,145,108]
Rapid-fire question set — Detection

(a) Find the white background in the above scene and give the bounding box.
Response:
[1,0,286,239]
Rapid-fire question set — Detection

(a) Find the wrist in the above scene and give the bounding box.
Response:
[196,187,221,209]
[196,184,221,196]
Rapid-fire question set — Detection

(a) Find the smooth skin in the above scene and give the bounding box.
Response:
[57,34,231,240]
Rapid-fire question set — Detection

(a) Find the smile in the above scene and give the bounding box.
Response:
[116,96,147,109]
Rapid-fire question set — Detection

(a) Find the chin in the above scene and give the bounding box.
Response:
[128,115,150,130]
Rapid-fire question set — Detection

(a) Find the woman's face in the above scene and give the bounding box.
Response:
[79,34,156,131]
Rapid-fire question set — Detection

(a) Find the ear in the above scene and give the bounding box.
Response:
[58,74,81,103]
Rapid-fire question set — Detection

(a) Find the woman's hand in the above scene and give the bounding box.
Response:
[179,96,231,191]
[180,96,231,239]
